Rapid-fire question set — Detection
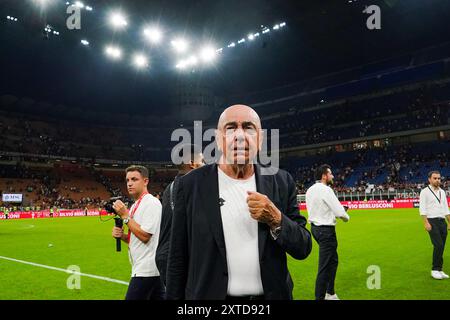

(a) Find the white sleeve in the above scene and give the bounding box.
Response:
[324,188,350,220]
[443,191,450,215]
[419,190,427,216]
[139,198,162,235]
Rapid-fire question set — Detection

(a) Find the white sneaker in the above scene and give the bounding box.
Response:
[440,271,449,279]
[431,270,444,280]
[325,293,340,300]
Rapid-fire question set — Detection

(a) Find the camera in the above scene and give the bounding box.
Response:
[104,196,123,215]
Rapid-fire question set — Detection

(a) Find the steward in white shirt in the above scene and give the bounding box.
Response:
[419,170,450,280]
[111,165,163,300]
[305,164,349,300]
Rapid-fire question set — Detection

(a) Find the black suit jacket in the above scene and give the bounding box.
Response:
[166,164,312,300]
[156,174,183,286]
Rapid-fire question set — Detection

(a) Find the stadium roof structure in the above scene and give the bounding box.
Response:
[1,0,450,116]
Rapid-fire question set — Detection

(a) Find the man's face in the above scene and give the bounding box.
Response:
[126,171,148,197]
[324,169,334,185]
[216,108,262,165]
[429,173,441,188]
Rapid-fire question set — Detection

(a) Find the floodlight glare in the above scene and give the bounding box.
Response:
[109,12,128,29]
[80,39,89,46]
[143,27,162,44]
[171,39,189,53]
[133,53,149,68]
[105,45,122,59]
[32,0,54,7]
[200,47,216,63]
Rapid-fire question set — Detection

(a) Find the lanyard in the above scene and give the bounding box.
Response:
[427,186,441,204]
[128,192,148,242]
[129,192,148,219]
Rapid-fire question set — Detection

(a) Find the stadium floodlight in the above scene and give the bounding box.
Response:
[6,16,10,19]
[262,28,270,34]
[132,53,149,69]
[216,48,223,53]
[171,38,189,53]
[80,39,89,46]
[280,22,286,27]
[109,12,128,29]
[248,34,255,41]
[187,55,197,66]
[254,32,260,37]
[105,45,122,59]
[273,24,280,30]
[175,60,188,69]
[32,0,55,7]
[227,42,236,48]
[75,1,84,8]
[200,47,216,63]
[238,38,245,44]
[85,6,93,11]
[143,27,162,44]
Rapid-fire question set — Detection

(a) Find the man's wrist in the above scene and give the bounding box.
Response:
[123,216,131,224]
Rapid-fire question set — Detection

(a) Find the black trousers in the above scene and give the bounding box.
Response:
[125,276,165,300]
[311,224,338,300]
[428,218,448,271]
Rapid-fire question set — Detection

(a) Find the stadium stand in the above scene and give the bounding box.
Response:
[1,50,449,210]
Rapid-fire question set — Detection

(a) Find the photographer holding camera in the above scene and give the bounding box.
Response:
[111,165,163,300]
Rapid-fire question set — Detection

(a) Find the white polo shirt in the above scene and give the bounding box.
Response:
[306,182,350,226]
[419,186,450,219]
[128,193,162,277]
[218,168,264,297]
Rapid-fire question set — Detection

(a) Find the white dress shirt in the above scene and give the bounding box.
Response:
[128,194,162,277]
[419,185,450,219]
[218,168,264,296]
[305,181,350,226]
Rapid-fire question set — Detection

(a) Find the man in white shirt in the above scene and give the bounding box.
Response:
[306,164,349,300]
[111,165,163,299]
[419,170,450,280]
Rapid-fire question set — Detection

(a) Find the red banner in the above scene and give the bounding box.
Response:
[0,209,110,220]
[299,197,450,211]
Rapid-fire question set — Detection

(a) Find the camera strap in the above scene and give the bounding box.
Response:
[427,186,441,204]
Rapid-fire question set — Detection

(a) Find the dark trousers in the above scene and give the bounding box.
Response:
[311,224,338,300]
[428,218,448,271]
[125,276,165,300]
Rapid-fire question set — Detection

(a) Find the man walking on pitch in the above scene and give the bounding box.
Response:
[306,164,349,300]
[111,165,163,299]
[420,170,450,280]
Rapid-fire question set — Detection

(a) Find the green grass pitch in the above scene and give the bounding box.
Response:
[0,209,448,300]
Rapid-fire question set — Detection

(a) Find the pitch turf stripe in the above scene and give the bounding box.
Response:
[0,255,129,286]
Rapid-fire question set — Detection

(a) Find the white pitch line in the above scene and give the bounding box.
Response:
[0,255,129,286]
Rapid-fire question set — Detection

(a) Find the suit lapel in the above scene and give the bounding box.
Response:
[200,164,227,262]
[255,164,273,260]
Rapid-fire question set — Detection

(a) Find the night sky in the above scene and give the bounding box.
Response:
[1,0,449,116]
